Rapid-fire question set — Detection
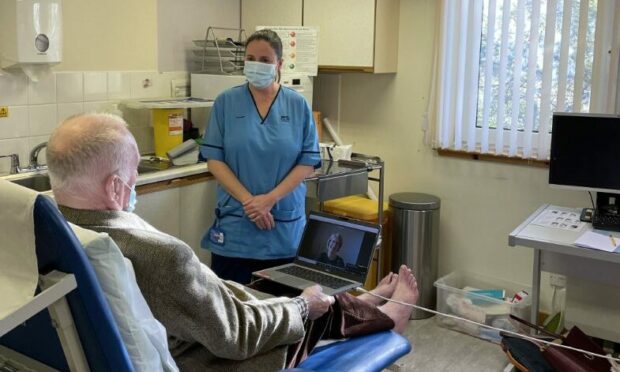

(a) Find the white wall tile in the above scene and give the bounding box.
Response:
[28,72,57,104]
[0,106,29,140]
[122,107,151,128]
[29,104,58,136]
[56,72,84,103]
[83,101,110,113]
[57,103,84,122]
[129,125,154,155]
[130,71,162,99]
[84,72,108,101]
[0,70,175,165]
[0,138,29,174]
[108,72,132,100]
[28,135,50,165]
[0,72,28,105]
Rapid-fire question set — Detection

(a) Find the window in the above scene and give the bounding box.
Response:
[426,0,620,160]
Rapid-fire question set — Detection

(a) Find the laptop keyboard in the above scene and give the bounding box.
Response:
[277,266,353,289]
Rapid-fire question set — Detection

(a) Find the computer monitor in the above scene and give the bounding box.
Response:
[549,113,620,194]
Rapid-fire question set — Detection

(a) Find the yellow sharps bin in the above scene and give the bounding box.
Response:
[152,108,184,158]
[123,98,214,158]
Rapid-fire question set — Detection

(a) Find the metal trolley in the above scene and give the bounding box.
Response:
[305,153,386,283]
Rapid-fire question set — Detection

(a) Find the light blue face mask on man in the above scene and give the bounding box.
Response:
[244,60,276,89]
[120,179,138,213]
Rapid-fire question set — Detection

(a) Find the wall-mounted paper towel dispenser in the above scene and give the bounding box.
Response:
[0,0,62,80]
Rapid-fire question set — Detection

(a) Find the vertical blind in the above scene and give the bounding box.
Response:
[426,0,620,160]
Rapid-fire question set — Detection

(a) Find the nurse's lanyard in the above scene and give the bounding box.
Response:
[208,200,245,246]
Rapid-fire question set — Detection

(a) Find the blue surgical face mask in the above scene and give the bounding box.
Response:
[244,60,277,89]
[120,179,138,213]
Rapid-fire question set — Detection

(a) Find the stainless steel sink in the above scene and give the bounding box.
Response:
[8,173,51,192]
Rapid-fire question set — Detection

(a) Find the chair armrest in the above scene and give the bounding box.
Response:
[297,330,411,372]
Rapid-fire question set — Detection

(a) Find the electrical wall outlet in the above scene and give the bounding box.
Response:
[171,79,189,98]
[549,273,567,288]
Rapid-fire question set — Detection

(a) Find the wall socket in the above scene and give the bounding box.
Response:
[171,79,189,98]
[549,273,567,288]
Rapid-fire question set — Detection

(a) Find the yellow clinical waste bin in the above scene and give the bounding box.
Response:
[323,195,391,290]
[152,108,184,158]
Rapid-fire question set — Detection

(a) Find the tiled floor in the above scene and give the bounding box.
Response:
[391,317,512,371]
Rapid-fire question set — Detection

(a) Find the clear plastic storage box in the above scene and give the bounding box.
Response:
[434,270,531,343]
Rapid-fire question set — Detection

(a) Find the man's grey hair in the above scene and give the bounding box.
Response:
[47,113,137,195]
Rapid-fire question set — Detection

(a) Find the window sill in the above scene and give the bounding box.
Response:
[436,149,549,168]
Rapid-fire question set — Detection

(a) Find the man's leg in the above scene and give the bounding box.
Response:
[286,266,418,367]
[356,271,398,306]
[285,293,394,368]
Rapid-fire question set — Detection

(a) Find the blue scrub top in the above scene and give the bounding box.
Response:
[200,83,321,259]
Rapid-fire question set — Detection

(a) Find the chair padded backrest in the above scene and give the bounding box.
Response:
[0,195,133,372]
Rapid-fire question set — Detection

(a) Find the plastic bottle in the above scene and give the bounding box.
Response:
[544,282,566,333]
[106,103,123,118]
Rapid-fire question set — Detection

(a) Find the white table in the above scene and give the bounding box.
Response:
[508,204,620,325]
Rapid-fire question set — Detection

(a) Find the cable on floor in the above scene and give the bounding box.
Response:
[355,286,620,364]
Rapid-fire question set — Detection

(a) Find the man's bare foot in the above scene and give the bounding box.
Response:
[378,265,419,333]
[357,272,398,306]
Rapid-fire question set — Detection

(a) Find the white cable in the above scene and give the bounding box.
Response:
[355,287,620,363]
[322,118,343,146]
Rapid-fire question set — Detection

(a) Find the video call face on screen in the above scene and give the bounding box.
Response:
[297,217,376,272]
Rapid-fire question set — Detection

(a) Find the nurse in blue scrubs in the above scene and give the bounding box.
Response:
[200,29,321,284]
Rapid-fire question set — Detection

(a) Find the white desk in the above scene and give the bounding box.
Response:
[509,204,620,325]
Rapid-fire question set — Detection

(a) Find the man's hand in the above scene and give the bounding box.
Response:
[300,285,335,320]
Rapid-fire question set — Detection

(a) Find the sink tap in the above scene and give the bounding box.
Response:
[0,154,22,174]
[29,142,48,169]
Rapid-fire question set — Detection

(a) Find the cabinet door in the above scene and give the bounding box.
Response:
[134,187,181,239]
[303,0,375,69]
[241,0,303,35]
[179,179,217,265]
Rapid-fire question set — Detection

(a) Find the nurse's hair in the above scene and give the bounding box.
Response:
[246,29,283,82]
[246,29,283,61]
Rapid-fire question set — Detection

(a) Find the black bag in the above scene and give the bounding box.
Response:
[500,334,554,372]
[506,315,612,372]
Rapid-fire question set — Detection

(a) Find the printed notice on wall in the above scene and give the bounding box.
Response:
[257,26,319,77]
[531,207,585,231]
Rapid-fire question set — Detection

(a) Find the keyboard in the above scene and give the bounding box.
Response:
[277,266,353,289]
[592,212,620,232]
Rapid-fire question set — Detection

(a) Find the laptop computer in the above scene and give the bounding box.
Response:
[253,211,381,295]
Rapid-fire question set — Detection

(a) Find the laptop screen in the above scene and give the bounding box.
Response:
[296,212,380,282]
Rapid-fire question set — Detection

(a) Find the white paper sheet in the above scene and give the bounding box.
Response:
[531,207,585,231]
[0,180,39,319]
[574,230,620,252]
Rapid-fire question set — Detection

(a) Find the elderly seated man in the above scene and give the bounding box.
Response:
[46,113,419,372]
